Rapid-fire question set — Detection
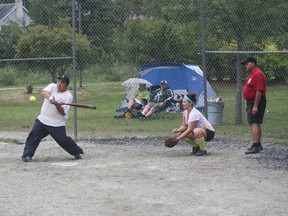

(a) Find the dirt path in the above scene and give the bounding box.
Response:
[0,135,287,216]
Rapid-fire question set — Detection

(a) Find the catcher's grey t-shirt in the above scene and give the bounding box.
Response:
[38,83,72,127]
[184,107,215,131]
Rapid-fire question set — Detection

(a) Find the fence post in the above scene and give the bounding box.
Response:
[235,42,243,124]
[72,0,78,139]
[200,0,208,118]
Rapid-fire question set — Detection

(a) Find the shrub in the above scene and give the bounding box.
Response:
[0,67,17,86]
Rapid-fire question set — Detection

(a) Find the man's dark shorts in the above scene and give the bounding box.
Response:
[246,96,266,124]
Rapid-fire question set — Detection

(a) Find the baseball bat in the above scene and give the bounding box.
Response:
[61,103,96,109]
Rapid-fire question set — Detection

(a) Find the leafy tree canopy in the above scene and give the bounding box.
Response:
[14,19,91,80]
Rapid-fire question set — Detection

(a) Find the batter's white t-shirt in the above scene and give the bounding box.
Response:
[183,107,215,131]
[38,83,73,127]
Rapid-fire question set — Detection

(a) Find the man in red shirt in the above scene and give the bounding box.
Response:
[242,57,266,154]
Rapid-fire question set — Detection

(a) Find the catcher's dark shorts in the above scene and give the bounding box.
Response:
[205,129,215,142]
[246,96,266,125]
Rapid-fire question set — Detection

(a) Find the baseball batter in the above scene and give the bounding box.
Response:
[21,75,84,162]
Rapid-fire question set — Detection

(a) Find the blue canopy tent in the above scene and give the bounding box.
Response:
[137,62,217,107]
[116,62,217,112]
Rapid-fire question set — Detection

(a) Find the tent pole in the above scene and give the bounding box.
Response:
[200,0,208,118]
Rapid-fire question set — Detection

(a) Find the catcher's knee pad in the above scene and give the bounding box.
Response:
[195,137,206,150]
[184,138,198,147]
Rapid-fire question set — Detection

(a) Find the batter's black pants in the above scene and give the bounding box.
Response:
[22,119,83,158]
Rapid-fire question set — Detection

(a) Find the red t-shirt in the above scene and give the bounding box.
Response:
[243,68,266,100]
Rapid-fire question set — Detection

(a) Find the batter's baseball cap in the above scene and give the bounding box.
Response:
[57,75,70,85]
[160,80,168,85]
[241,57,257,65]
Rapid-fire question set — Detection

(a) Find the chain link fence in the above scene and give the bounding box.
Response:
[0,0,287,143]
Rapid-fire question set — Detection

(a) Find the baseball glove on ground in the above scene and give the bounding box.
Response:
[164,138,179,148]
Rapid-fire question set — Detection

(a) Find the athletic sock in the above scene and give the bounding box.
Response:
[184,138,199,147]
[195,137,206,150]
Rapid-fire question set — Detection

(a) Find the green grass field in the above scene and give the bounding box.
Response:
[0,83,287,145]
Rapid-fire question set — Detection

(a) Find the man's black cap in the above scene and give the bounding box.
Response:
[57,75,70,85]
[241,57,257,65]
[160,80,168,85]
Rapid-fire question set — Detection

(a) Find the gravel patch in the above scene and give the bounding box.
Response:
[0,132,287,216]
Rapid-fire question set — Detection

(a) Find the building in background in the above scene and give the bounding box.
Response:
[0,2,31,27]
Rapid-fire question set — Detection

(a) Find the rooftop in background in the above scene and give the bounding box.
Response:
[0,3,31,26]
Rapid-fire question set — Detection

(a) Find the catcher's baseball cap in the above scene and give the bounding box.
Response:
[241,57,257,65]
[160,80,168,85]
[57,75,70,85]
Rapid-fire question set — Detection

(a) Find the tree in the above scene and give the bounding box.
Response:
[0,22,24,60]
[27,0,71,26]
[113,0,145,28]
[112,0,202,66]
[203,0,288,124]
[14,21,92,81]
[122,19,190,66]
[77,0,115,62]
[142,0,199,23]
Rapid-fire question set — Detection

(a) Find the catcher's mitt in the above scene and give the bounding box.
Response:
[164,138,179,148]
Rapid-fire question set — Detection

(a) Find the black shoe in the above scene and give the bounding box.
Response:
[248,143,263,151]
[191,147,200,155]
[138,112,145,118]
[140,115,149,120]
[195,150,207,156]
[22,156,32,162]
[247,144,256,151]
[73,154,82,160]
[258,143,263,151]
[245,145,261,154]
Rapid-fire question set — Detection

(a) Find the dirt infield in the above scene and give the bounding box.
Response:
[0,133,287,216]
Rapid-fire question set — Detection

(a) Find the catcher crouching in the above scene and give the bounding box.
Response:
[164,93,215,156]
